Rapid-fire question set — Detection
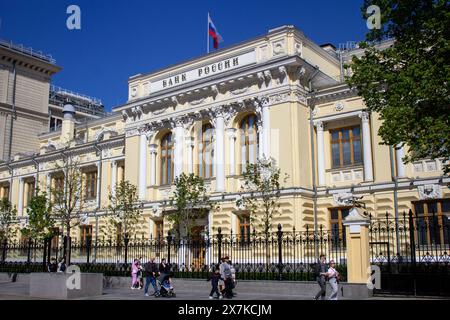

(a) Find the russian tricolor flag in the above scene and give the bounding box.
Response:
[208,14,223,50]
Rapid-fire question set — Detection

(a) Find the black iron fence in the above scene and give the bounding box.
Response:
[369,210,450,296]
[0,225,347,281]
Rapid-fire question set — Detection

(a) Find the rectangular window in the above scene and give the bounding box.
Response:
[238,214,251,242]
[330,126,362,168]
[50,227,60,249]
[49,117,63,132]
[80,225,93,246]
[329,208,350,246]
[413,199,450,246]
[26,180,35,206]
[154,221,164,241]
[84,171,97,200]
[1,185,9,199]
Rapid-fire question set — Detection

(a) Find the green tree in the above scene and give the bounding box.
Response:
[236,157,288,235]
[0,197,17,244]
[167,173,218,239]
[104,180,143,241]
[51,153,87,262]
[347,0,450,174]
[21,189,54,241]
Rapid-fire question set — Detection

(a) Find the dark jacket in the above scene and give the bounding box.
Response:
[315,261,328,278]
[48,262,57,273]
[159,262,171,274]
[144,262,159,277]
[208,272,222,286]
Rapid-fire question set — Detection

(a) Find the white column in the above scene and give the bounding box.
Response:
[18,178,24,216]
[315,121,326,186]
[46,173,52,196]
[262,100,271,158]
[226,128,237,176]
[96,161,101,206]
[139,133,147,199]
[149,144,158,186]
[215,113,225,192]
[396,145,406,178]
[174,123,184,178]
[185,137,194,175]
[257,122,264,160]
[111,160,117,198]
[360,112,374,181]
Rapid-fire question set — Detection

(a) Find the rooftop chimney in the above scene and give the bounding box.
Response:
[61,104,76,143]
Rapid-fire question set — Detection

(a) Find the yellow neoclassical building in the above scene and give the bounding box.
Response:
[0,25,449,245]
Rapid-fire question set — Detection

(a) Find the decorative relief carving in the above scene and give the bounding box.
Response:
[230,87,249,95]
[272,40,286,55]
[418,184,442,200]
[190,98,206,106]
[152,107,168,116]
[335,101,345,112]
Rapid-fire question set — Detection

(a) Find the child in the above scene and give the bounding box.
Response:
[131,259,140,289]
[207,267,223,299]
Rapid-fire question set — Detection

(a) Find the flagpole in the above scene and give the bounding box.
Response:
[207,12,210,54]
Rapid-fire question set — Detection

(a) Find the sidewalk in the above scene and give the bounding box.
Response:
[0,279,445,300]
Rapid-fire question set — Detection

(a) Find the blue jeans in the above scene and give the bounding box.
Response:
[144,276,159,295]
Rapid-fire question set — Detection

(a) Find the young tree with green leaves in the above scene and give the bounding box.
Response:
[21,189,55,241]
[51,153,87,262]
[236,157,288,235]
[0,198,17,261]
[347,0,450,174]
[167,173,219,239]
[104,180,143,242]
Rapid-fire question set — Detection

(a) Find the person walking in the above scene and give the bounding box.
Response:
[57,257,66,273]
[207,267,223,299]
[220,256,233,299]
[326,260,340,300]
[313,254,328,300]
[131,259,140,289]
[144,257,160,297]
[48,258,57,272]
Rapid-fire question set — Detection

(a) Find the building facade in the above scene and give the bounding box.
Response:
[0,26,449,246]
[0,39,105,163]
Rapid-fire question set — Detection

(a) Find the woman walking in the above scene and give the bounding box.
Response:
[131,259,140,289]
[326,260,340,300]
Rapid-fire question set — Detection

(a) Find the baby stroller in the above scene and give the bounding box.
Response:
[157,272,176,298]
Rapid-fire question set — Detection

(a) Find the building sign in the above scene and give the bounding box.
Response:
[150,51,256,93]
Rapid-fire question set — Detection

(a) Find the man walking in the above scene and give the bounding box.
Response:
[313,254,328,300]
[144,257,160,297]
[220,256,233,299]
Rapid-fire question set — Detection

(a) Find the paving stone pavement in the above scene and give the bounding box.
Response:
[0,280,444,300]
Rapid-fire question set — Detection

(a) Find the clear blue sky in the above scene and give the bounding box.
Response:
[0,0,368,111]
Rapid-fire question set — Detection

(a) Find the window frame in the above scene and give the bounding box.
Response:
[160,132,174,186]
[329,125,362,169]
[197,123,214,179]
[84,170,98,200]
[240,114,259,174]
[413,199,450,246]
[329,207,351,246]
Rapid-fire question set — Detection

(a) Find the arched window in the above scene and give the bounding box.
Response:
[160,132,174,185]
[197,123,214,179]
[240,114,259,172]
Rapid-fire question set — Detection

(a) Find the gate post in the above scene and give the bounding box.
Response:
[277,224,283,281]
[342,207,371,284]
[217,227,223,264]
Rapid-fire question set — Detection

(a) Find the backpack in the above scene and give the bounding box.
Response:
[223,265,232,279]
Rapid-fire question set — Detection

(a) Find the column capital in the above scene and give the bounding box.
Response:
[226,128,237,139]
[149,144,159,154]
[359,111,370,122]
[314,120,324,131]
[184,136,195,148]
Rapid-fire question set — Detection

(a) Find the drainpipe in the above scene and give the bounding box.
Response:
[307,68,320,259]
[32,157,40,196]
[93,143,103,262]
[7,61,17,161]
[389,146,401,255]
[6,163,13,203]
